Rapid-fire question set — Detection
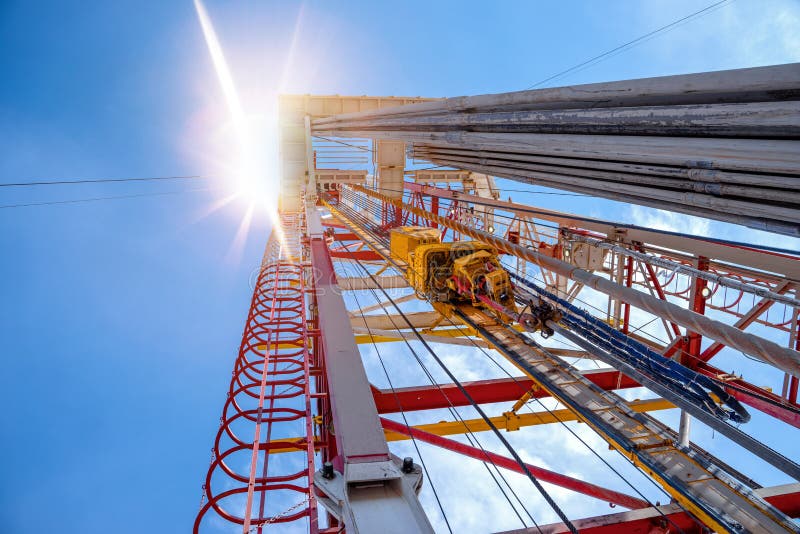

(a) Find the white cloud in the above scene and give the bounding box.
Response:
[715,0,800,65]
[628,205,711,236]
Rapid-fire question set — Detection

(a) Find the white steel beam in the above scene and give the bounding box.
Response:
[307,207,434,534]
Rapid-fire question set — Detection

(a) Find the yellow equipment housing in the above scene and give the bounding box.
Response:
[389,226,441,264]
[451,250,517,317]
[389,226,517,319]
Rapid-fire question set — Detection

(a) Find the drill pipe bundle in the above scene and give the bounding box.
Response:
[312,63,800,236]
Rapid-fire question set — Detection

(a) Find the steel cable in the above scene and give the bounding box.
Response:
[333,234,537,528]
[329,205,579,533]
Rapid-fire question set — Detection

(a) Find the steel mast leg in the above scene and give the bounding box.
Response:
[307,207,434,534]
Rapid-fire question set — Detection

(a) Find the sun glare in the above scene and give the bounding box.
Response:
[193,0,284,254]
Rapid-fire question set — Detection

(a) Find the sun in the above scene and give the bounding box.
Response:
[193,0,285,257]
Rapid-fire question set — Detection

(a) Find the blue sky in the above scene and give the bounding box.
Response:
[1,1,799,532]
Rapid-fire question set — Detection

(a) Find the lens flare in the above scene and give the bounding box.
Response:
[194,0,285,252]
[194,0,245,134]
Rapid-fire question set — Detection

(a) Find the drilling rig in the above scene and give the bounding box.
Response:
[195,64,800,533]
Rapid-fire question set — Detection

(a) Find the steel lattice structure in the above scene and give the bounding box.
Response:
[196,64,800,533]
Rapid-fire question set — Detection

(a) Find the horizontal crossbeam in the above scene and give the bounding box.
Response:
[373,369,640,413]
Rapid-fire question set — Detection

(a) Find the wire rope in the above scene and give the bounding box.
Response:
[329,187,798,530]
[332,195,681,516]
[330,217,579,533]
[334,242,535,528]
[342,263,454,533]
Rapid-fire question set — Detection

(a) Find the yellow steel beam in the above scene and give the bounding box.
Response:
[256,326,476,350]
[266,398,673,454]
[354,326,476,345]
[384,397,672,440]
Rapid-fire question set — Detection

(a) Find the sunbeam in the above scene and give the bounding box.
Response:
[189,192,239,225]
[194,0,246,142]
[193,0,285,255]
[226,202,255,264]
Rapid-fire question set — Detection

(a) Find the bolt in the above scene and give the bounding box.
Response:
[401,457,415,473]
[322,461,335,479]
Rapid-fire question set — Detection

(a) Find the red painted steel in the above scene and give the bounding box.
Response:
[637,246,683,339]
[400,187,800,430]
[328,249,383,261]
[380,417,650,510]
[195,226,319,533]
[788,375,798,405]
[692,360,800,428]
[621,255,634,334]
[792,322,800,404]
[699,285,791,362]
[309,233,394,465]
[372,370,639,413]
[525,488,800,534]
[685,257,709,364]
[330,232,360,241]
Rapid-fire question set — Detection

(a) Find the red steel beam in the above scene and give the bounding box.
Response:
[499,484,800,534]
[380,417,650,510]
[694,360,800,428]
[328,249,384,261]
[372,369,639,413]
[685,257,709,363]
[621,255,634,334]
[699,281,792,362]
[792,320,800,404]
[331,232,360,241]
[429,196,439,228]
[638,249,683,339]
[310,234,392,465]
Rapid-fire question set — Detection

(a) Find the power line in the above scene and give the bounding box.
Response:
[0,187,217,209]
[0,174,209,188]
[525,0,732,90]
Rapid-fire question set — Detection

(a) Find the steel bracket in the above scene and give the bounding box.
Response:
[314,455,429,534]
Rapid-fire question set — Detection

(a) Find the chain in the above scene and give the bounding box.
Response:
[197,448,217,512]
[247,497,310,533]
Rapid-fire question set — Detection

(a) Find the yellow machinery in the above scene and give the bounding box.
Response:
[389,226,517,320]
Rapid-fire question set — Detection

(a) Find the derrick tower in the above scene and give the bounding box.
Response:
[196,64,800,533]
